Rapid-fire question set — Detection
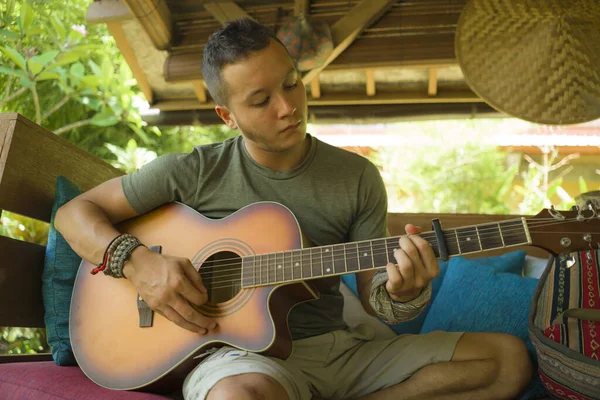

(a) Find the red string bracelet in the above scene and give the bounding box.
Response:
[90,234,122,275]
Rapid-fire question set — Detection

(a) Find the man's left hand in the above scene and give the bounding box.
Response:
[385,224,439,302]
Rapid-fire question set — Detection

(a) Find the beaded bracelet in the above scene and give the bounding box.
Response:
[90,233,144,278]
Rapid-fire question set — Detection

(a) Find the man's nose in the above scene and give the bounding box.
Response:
[276,92,296,118]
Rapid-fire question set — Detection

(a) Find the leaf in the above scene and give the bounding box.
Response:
[88,60,102,77]
[27,59,43,75]
[0,66,27,78]
[101,57,114,86]
[19,2,34,34]
[90,109,119,127]
[127,123,151,145]
[69,62,85,78]
[31,50,59,68]
[66,30,83,46]
[25,26,45,37]
[36,72,62,81]
[0,29,19,40]
[49,13,66,41]
[18,77,35,88]
[0,46,26,70]
[80,75,101,88]
[47,51,82,69]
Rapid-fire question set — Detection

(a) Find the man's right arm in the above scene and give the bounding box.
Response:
[54,176,217,334]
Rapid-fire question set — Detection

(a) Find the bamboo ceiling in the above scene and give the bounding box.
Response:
[86,0,497,125]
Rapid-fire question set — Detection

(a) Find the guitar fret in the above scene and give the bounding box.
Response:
[283,251,292,283]
[500,219,529,246]
[454,229,462,254]
[332,244,345,274]
[269,253,276,284]
[372,238,388,269]
[292,249,301,281]
[456,227,482,254]
[475,226,483,251]
[301,249,312,279]
[479,223,503,250]
[311,248,322,278]
[497,222,506,247]
[358,241,373,270]
[345,242,359,272]
[323,246,334,275]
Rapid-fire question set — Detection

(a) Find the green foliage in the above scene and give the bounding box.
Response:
[0,211,49,245]
[371,122,519,214]
[0,326,49,355]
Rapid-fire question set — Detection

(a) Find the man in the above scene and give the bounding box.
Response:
[56,18,531,400]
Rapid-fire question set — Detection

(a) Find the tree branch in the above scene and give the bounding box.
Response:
[31,86,41,124]
[41,95,72,122]
[0,86,28,108]
[548,153,580,171]
[53,118,93,135]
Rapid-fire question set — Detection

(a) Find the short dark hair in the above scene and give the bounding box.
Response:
[202,18,287,105]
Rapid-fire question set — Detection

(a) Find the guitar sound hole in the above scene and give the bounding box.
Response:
[200,251,242,304]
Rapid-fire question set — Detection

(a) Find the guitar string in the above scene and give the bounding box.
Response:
[203,231,600,290]
[186,217,597,274]
[197,227,600,289]
[194,224,600,281]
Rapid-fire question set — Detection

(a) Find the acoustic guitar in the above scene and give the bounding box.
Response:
[69,201,600,392]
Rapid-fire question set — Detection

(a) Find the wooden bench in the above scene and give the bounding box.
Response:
[0,112,549,398]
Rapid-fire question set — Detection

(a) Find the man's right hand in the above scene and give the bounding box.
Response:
[123,246,217,335]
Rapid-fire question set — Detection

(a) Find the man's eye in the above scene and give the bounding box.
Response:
[254,98,269,107]
[285,82,298,90]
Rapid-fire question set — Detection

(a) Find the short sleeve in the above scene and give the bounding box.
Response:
[348,160,389,242]
[121,151,202,214]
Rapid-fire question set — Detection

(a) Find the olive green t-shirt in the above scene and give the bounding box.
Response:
[122,134,388,340]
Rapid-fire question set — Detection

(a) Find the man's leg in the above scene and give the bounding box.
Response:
[360,332,532,400]
[206,373,289,400]
[182,347,312,400]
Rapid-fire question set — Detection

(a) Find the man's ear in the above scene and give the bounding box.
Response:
[215,105,238,130]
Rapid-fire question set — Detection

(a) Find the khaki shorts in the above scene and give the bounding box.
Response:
[182,325,464,400]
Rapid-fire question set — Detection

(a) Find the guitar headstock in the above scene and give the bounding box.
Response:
[527,202,600,256]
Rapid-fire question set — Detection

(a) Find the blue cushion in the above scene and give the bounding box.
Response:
[41,176,83,366]
[340,250,526,334]
[420,251,546,399]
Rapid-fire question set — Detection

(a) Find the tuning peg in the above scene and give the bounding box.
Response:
[549,205,566,220]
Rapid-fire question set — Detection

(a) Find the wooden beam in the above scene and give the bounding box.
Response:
[428,67,438,96]
[192,80,208,103]
[301,0,396,85]
[152,89,483,111]
[204,2,254,25]
[366,69,376,96]
[86,0,132,24]
[121,0,173,50]
[106,22,154,104]
[295,0,310,16]
[310,75,321,99]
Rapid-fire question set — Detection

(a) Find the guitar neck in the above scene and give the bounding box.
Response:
[241,217,531,288]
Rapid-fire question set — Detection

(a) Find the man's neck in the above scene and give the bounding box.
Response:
[244,136,311,172]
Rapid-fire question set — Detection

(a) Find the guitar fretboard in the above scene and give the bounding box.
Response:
[240,218,530,288]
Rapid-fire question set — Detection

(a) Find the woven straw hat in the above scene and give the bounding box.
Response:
[455,0,600,125]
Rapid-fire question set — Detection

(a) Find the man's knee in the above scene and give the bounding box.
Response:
[206,373,289,400]
[453,332,532,397]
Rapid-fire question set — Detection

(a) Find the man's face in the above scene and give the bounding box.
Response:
[216,39,308,154]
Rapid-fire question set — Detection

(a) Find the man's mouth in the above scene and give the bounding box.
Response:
[281,120,302,132]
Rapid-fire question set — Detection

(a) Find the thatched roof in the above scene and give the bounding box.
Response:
[87,0,499,124]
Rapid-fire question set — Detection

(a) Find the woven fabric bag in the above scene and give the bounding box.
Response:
[529,250,600,399]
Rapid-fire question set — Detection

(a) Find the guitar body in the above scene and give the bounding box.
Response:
[69,202,318,392]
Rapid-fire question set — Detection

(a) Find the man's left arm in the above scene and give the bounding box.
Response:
[350,161,439,320]
[357,224,439,320]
